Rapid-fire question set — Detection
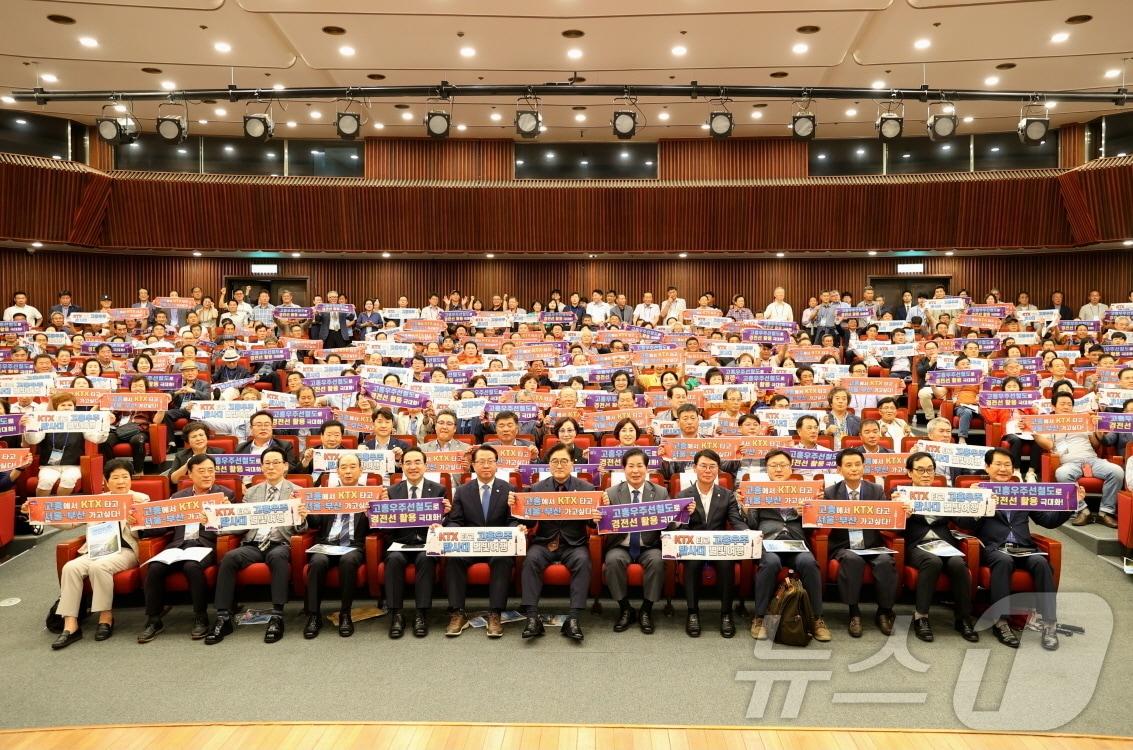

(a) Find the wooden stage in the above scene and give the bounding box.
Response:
[0,723,1129,750]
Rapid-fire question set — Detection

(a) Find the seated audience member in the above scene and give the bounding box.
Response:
[24,392,112,496]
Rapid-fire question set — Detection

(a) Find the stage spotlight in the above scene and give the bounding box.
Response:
[1018,115,1050,145]
[426,110,450,138]
[243,113,274,142]
[876,112,903,141]
[612,110,637,139]
[791,113,816,140]
[95,116,138,145]
[336,111,361,139]
[927,113,957,141]
[515,109,540,138]
[156,115,187,144]
[708,111,733,138]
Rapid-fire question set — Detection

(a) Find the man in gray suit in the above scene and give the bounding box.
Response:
[823,448,897,638]
[205,448,308,645]
[601,448,669,634]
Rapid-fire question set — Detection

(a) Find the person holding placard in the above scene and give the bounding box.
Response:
[382,447,446,638]
[748,450,831,642]
[361,408,410,464]
[303,453,371,639]
[161,359,213,431]
[138,454,235,643]
[24,392,112,497]
[675,449,747,638]
[235,411,298,474]
[823,449,898,638]
[204,448,308,645]
[895,452,978,644]
[36,459,146,649]
[516,443,597,642]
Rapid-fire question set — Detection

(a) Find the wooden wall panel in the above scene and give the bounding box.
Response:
[4,249,1130,320]
[1071,156,1133,241]
[1059,123,1087,168]
[659,138,808,179]
[363,138,513,180]
[86,127,114,172]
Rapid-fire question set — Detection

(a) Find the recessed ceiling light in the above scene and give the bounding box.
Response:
[545,151,555,159]
[382,251,392,258]
[620,151,629,159]
[990,146,1001,152]
[776,252,785,258]
[214,107,227,116]
[309,149,322,156]
[580,160,589,166]
[868,250,878,256]
[193,251,202,257]
[286,120,297,128]
[459,46,476,58]
[79,36,98,48]
[1105,69,1122,79]
[273,82,285,91]
[539,125,547,132]
[490,112,502,122]
[456,123,467,131]
[214,41,231,53]
[962,116,974,124]
[47,14,75,25]
[40,73,58,83]
[197,119,208,125]
[224,145,234,152]
[943,104,955,114]
[914,38,931,50]
[291,252,301,257]
[339,45,356,56]
[177,148,187,155]
[658,111,670,121]
[515,159,524,165]
[1045,101,1057,109]
[1050,31,1069,43]
[816,153,827,160]
[902,153,911,158]
[984,76,1000,86]
[792,42,808,54]
[15,119,26,125]
[769,71,789,79]
[566,48,583,60]
[700,123,710,130]
[367,73,386,81]
[31,241,43,248]
[373,122,384,129]
[945,251,954,256]
[750,110,763,120]
[871,80,885,89]
[645,160,654,166]
[574,113,586,123]
[322,25,346,35]
[846,108,858,117]
[400,111,413,121]
[310,110,322,119]
[113,104,127,113]
[856,148,866,155]
[142,67,162,74]
[941,144,952,151]
[671,45,687,57]
[161,80,176,90]
[678,252,688,258]
[265,151,276,158]
[1124,240,1133,246]
[486,253,495,258]
[562,29,585,38]
[0,96,14,104]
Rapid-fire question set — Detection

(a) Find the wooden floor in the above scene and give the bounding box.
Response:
[0,723,1130,750]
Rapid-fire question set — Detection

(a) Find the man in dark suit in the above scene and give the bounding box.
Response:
[517,443,596,642]
[383,447,445,638]
[959,448,1074,651]
[894,451,979,643]
[138,453,235,643]
[363,407,410,465]
[49,290,82,319]
[823,448,898,638]
[887,290,913,323]
[600,448,669,634]
[314,290,356,349]
[205,448,308,645]
[676,449,747,638]
[857,420,894,454]
[235,411,298,473]
[303,453,371,639]
[443,445,521,638]
[748,450,831,642]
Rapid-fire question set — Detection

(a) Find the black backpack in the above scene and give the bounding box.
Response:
[766,575,814,647]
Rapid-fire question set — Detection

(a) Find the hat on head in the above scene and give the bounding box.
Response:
[99,294,112,301]
[178,359,199,370]
[222,349,240,363]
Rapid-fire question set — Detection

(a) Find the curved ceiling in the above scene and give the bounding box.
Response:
[1,0,1130,141]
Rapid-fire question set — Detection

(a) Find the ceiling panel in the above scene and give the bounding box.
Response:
[239,0,893,16]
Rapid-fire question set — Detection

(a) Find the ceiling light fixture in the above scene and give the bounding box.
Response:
[671,45,687,57]
[876,109,903,141]
[426,110,450,138]
[214,41,231,53]
[515,109,541,138]
[927,101,958,141]
[339,45,356,56]
[161,80,176,91]
[490,112,502,122]
[567,48,583,60]
[708,111,733,138]
[658,111,670,121]
[95,115,139,144]
[1050,31,1069,43]
[459,46,476,58]
[336,111,361,139]
[914,38,931,50]
[79,36,98,48]
[243,113,273,141]
[984,75,1000,86]
[1018,104,1050,145]
[791,104,816,140]
[612,110,637,139]
[792,42,809,54]
[156,115,187,144]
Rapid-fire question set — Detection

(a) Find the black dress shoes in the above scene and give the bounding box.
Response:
[639,610,655,634]
[560,617,584,641]
[303,614,322,639]
[338,611,354,637]
[954,618,979,643]
[686,613,701,637]
[613,607,637,632]
[720,613,736,638]
[264,614,285,643]
[190,613,210,640]
[413,611,429,637]
[137,619,164,644]
[992,620,1020,648]
[388,611,405,639]
[912,616,934,643]
[521,615,545,639]
[204,615,233,645]
[1041,622,1059,651]
[51,629,82,650]
[94,622,114,641]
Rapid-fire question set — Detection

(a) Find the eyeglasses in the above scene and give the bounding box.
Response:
[262,460,285,466]
[910,466,935,474]
[549,458,573,466]
[765,462,792,470]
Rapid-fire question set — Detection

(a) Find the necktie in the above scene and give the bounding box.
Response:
[629,489,642,561]
[336,513,351,546]
[410,485,418,500]
[848,489,863,549]
[481,484,491,519]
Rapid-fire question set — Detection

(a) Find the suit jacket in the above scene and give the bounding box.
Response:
[147,484,236,549]
[823,479,886,553]
[239,479,306,544]
[603,480,670,552]
[50,303,83,316]
[385,478,447,546]
[749,508,808,543]
[888,303,911,322]
[903,510,963,549]
[314,310,357,342]
[676,483,748,532]
[961,507,1072,552]
[308,502,370,550]
[528,475,596,548]
[235,437,297,471]
[163,446,222,478]
[447,477,518,529]
[363,436,411,458]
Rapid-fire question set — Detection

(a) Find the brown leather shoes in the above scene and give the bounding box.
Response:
[812,617,832,642]
[750,616,768,640]
[486,612,503,638]
[1099,512,1119,529]
[876,611,895,636]
[848,615,863,638]
[445,611,469,637]
[1071,508,1093,526]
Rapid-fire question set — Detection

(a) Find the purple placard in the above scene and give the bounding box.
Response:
[441,309,476,324]
[754,320,800,332]
[274,306,313,321]
[120,372,183,391]
[81,341,133,357]
[1058,319,1101,334]
[925,369,984,387]
[367,497,445,528]
[837,307,874,321]
[243,347,291,363]
[517,463,600,485]
[598,500,690,534]
[267,407,333,430]
[978,390,1043,409]
[0,414,23,437]
[629,343,677,352]
[304,376,360,395]
[314,303,356,314]
[363,381,431,409]
[424,355,449,367]
[212,453,264,476]
[583,367,618,384]
[741,328,791,345]
[1103,344,1133,357]
[786,447,839,472]
[0,321,29,334]
[982,373,1040,390]
[587,445,662,472]
[539,312,577,326]
[620,324,666,341]
[582,391,646,408]
[966,304,1010,317]
[979,482,1077,512]
[722,368,794,388]
[471,386,511,400]
[1098,412,1133,432]
[447,369,474,385]
[989,356,1043,371]
[486,402,539,421]
[0,362,35,374]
